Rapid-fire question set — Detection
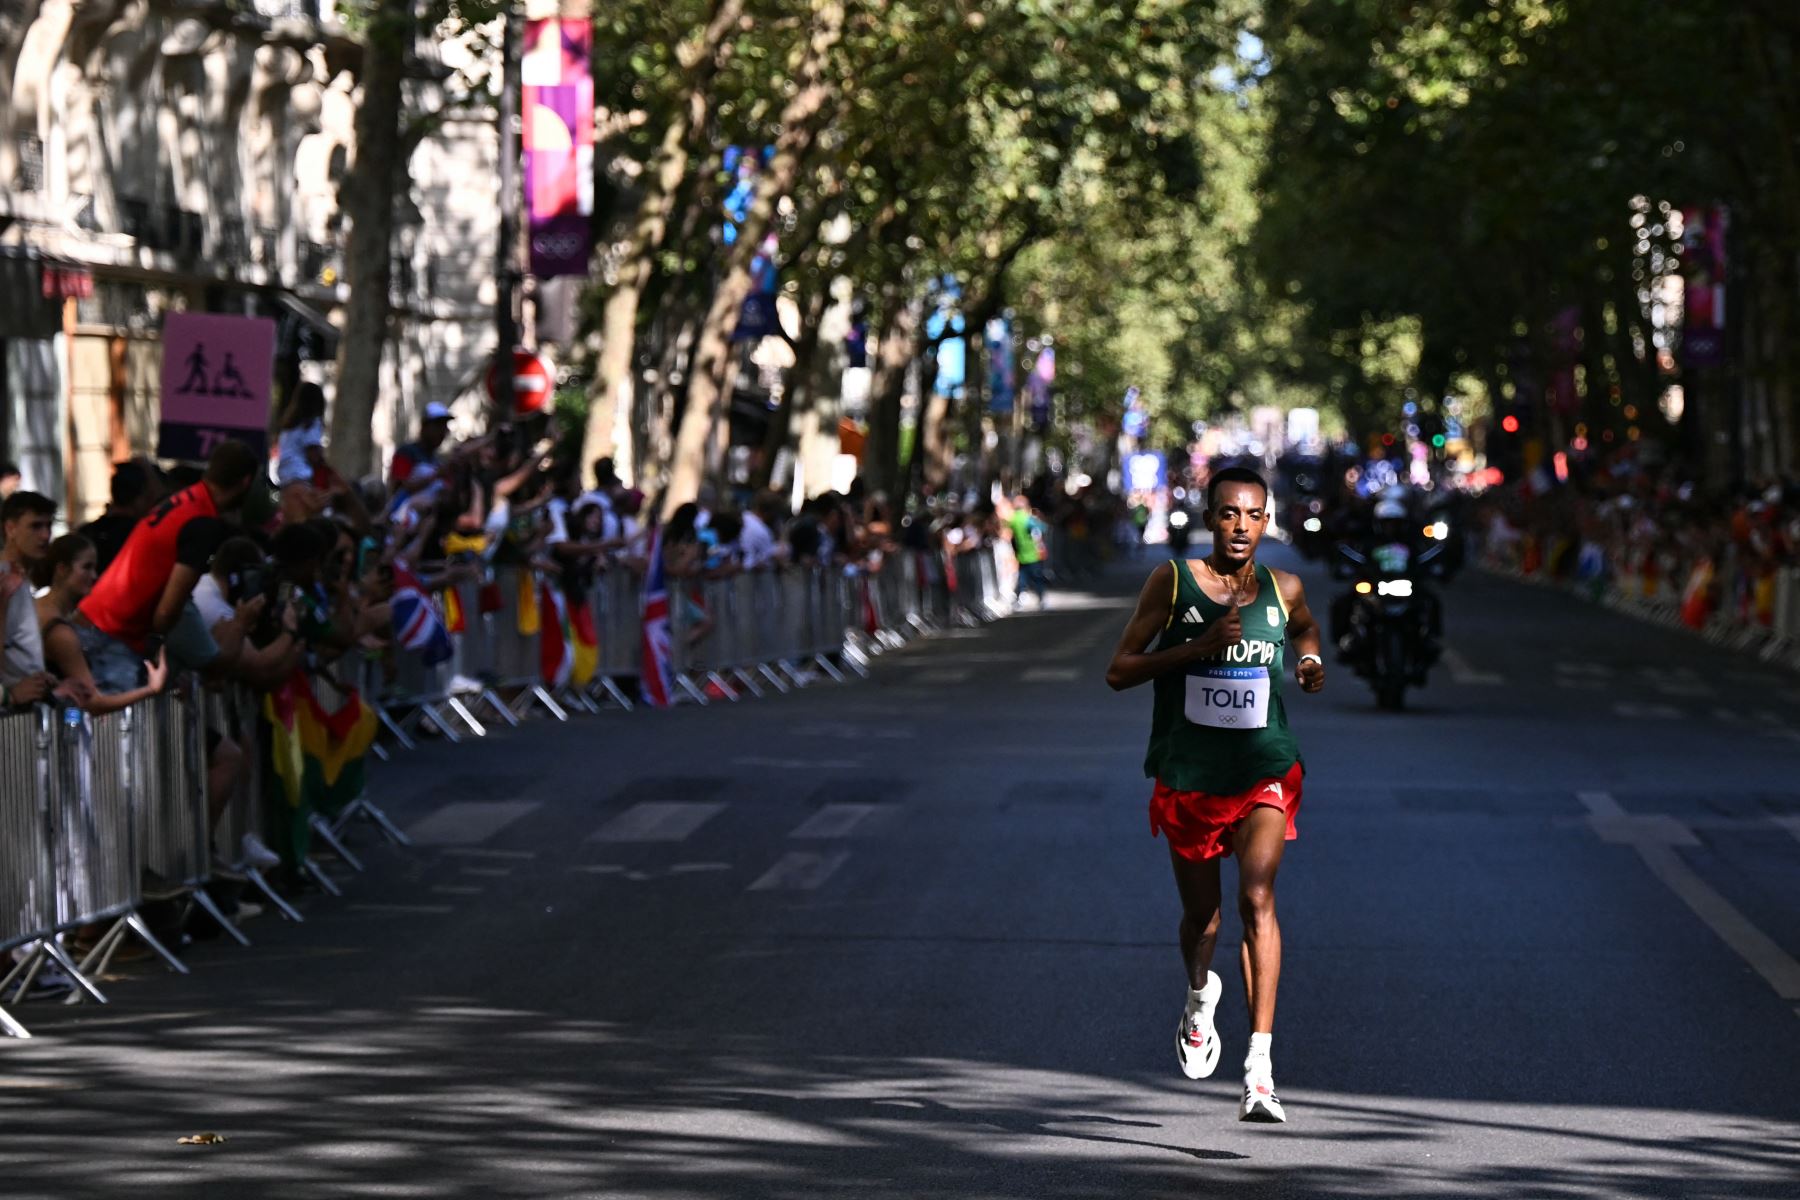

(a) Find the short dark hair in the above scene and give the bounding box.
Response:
[1,490,56,525]
[110,460,154,507]
[1206,467,1269,511]
[0,461,19,479]
[212,536,267,578]
[271,523,328,568]
[204,438,261,489]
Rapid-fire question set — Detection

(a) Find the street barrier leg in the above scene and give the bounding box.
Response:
[308,813,365,872]
[412,703,465,744]
[374,704,417,751]
[82,913,188,978]
[370,742,391,763]
[704,670,739,700]
[475,688,522,727]
[443,695,489,737]
[730,668,764,698]
[333,795,414,848]
[675,674,710,705]
[302,857,343,897]
[593,677,635,711]
[813,654,848,682]
[188,890,251,948]
[0,1003,28,1039]
[757,663,791,693]
[243,866,304,922]
[26,940,109,1003]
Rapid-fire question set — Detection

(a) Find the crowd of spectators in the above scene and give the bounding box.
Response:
[1472,451,1800,632]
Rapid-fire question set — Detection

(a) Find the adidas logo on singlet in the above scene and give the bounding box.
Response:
[1180,606,1205,625]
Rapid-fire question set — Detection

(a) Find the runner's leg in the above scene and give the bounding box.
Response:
[1235,805,1288,1032]
[1168,845,1222,990]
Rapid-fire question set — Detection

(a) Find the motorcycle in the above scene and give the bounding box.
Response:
[1333,538,1447,711]
[1167,508,1196,557]
[1287,495,1331,560]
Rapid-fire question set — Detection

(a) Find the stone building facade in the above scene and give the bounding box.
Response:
[0,0,499,522]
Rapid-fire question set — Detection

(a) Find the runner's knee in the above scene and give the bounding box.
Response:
[1237,880,1276,924]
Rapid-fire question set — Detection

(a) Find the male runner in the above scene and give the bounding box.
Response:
[1104,466,1325,1122]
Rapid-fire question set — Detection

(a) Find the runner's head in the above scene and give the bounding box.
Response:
[1204,467,1269,569]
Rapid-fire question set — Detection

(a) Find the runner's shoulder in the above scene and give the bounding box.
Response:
[1266,564,1307,605]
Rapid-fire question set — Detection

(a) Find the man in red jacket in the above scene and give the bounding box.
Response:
[75,440,260,692]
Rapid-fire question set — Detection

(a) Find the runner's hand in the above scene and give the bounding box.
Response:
[1295,656,1325,693]
[1190,605,1243,658]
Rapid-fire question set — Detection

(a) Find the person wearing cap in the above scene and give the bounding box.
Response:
[390,402,453,498]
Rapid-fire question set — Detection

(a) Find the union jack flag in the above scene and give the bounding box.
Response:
[392,561,454,666]
[639,526,674,708]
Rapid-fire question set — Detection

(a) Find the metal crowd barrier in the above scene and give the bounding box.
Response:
[359,546,1006,728]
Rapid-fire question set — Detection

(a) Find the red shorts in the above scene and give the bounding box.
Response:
[1149,763,1304,862]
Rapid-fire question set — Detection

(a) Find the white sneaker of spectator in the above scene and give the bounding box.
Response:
[448,673,483,695]
[240,833,281,870]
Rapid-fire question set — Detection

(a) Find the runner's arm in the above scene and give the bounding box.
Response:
[1277,569,1326,693]
[1105,563,1236,691]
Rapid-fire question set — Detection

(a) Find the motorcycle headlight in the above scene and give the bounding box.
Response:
[1303,518,1323,533]
[1355,581,1373,595]
[1376,579,1415,598]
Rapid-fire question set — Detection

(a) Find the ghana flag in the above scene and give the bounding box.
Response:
[264,669,380,866]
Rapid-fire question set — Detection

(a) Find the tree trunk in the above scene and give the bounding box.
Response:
[754,288,831,491]
[328,0,412,478]
[580,0,742,487]
[663,0,843,514]
[862,296,918,499]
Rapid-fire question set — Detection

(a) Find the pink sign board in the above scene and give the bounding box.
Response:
[157,312,275,460]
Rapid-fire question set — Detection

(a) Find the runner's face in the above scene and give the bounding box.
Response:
[1206,483,1268,568]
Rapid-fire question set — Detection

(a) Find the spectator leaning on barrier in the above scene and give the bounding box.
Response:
[2,490,59,710]
[34,533,165,712]
[0,461,19,499]
[76,459,167,575]
[74,439,260,694]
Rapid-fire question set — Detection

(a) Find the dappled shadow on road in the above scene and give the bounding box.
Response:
[3,1000,1797,1200]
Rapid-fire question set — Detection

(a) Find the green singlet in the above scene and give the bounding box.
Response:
[1143,559,1304,795]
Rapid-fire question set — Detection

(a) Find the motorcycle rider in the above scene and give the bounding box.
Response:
[1330,491,1444,673]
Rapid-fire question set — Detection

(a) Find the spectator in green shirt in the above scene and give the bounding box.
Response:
[1009,493,1050,609]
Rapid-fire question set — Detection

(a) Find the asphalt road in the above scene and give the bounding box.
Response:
[5,544,1800,1199]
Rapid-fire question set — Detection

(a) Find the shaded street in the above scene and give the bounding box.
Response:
[4,546,1800,1199]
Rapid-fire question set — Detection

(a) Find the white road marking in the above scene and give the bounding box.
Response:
[1613,702,1683,720]
[1442,646,1502,685]
[457,867,515,878]
[590,802,727,843]
[748,851,850,892]
[1554,677,1608,690]
[346,903,456,915]
[406,801,540,846]
[1579,791,1800,1001]
[1021,666,1082,683]
[1557,662,1614,677]
[441,847,538,860]
[914,668,973,685]
[1773,816,1800,848]
[431,885,485,896]
[732,756,862,770]
[790,804,882,839]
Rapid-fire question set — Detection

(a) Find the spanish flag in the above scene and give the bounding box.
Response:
[263,670,380,867]
[441,584,466,634]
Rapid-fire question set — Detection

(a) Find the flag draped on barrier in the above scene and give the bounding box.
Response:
[640,527,673,708]
[538,578,573,689]
[392,562,453,666]
[264,670,379,866]
[569,593,599,687]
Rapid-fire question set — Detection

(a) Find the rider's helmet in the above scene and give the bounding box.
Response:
[1373,496,1410,542]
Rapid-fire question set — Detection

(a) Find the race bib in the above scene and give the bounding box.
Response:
[1184,666,1271,730]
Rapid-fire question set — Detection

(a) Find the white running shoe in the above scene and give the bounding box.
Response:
[1240,1057,1287,1123]
[240,833,282,870]
[1176,971,1223,1080]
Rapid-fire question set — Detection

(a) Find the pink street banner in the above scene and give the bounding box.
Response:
[523,13,593,278]
[1680,206,1728,369]
[157,312,275,460]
